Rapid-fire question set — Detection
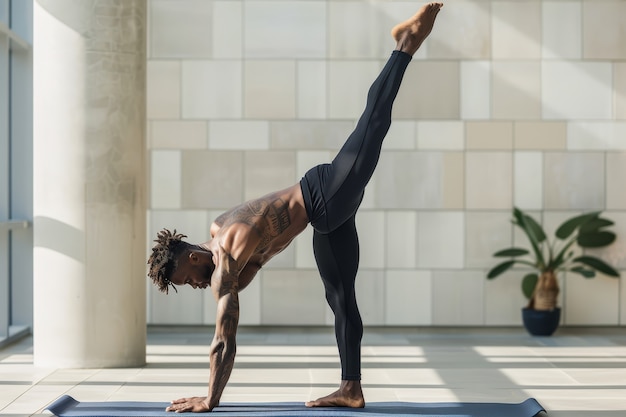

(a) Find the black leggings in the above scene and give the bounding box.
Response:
[300,50,411,380]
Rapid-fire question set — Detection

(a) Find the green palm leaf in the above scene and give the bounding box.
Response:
[579,217,614,233]
[521,273,538,299]
[523,214,547,243]
[577,231,616,248]
[572,256,620,277]
[487,260,516,279]
[555,212,600,239]
[493,248,530,257]
[569,266,595,278]
[513,208,546,267]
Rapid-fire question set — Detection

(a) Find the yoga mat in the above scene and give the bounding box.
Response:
[46,395,545,417]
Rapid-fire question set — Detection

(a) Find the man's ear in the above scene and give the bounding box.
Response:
[188,251,200,264]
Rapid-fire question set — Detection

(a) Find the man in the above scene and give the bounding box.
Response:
[148,2,443,412]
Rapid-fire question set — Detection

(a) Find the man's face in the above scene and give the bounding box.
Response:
[169,252,212,290]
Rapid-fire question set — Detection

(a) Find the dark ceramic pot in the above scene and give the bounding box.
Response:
[522,307,561,336]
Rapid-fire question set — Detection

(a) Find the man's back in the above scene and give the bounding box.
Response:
[208,183,309,270]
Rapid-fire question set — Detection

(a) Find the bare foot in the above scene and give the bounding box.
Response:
[391,2,443,56]
[306,380,365,408]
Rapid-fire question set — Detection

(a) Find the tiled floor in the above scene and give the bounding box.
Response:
[1,326,625,416]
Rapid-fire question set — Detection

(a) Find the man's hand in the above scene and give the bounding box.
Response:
[165,396,211,413]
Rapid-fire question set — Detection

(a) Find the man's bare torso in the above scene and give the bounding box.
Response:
[205,184,309,288]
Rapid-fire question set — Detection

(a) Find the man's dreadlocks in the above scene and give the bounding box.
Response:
[147,229,189,294]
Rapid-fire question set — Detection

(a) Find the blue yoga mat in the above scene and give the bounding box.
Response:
[46,395,545,417]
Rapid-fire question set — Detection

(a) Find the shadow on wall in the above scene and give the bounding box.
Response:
[33,216,85,262]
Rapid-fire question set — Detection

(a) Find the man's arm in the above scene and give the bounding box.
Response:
[206,248,240,410]
[207,286,239,409]
[165,249,241,413]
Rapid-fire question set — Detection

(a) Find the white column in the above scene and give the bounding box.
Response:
[33,0,147,368]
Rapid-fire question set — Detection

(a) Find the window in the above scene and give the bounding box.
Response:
[0,0,32,346]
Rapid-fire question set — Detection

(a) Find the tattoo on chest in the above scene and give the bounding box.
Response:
[227,196,292,248]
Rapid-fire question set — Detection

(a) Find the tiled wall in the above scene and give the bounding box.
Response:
[146,0,626,327]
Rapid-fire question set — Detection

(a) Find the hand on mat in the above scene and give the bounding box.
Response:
[165,396,211,413]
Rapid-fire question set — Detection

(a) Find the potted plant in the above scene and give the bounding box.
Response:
[487,207,620,336]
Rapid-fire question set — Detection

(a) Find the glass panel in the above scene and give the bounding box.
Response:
[0,32,9,339]
[0,0,8,26]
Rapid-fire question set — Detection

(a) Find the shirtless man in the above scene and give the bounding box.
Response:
[147,3,443,412]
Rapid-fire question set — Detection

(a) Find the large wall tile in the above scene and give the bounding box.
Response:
[461,61,491,120]
[432,270,484,325]
[514,152,543,210]
[372,151,464,210]
[151,121,207,149]
[616,63,626,119]
[417,121,464,150]
[542,1,581,59]
[567,122,626,151]
[150,150,181,209]
[542,62,612,120]
[427,0,490,59]
[582,1,626,60]
[622,267,626,325]
[149,283,204,324]
[151,0,212,58]
[212,1,242,59]
[245,60,296,119]
[393,62,460,120]
[492,62,541,120]
[329,60,382,119]
[271,121,354,150]
[209,121,269,150]
[297,61,326,119]
[386,211,417,269]
[607,154,626,210]
[244,151,296,201]
[373,152,443,209]
[417,212,464,269]
[149,210,210,244]
[181,151,243,209]
[182,61,242,119]
[385,270,432,325]
[328,1,386,59]
[466,122,513,150]
[442,153,465,210]
[147,61,180,119]
[385,121,416,150]
[514,122,566,150]
[296,151,333,180]
[492,1,541,59]
[202,291,217,325]
[465,211,513,269]
[355,270,385,325]
[543,152,604,210]
[295,227,315,269]
[244,1,325,59]
[565,273,619,325]
[356,211,385,269]
[264,244,296,270]
[466,152,512,209]
[484,270,527,326]
[261,269,326,325]
[238,275,261,326]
